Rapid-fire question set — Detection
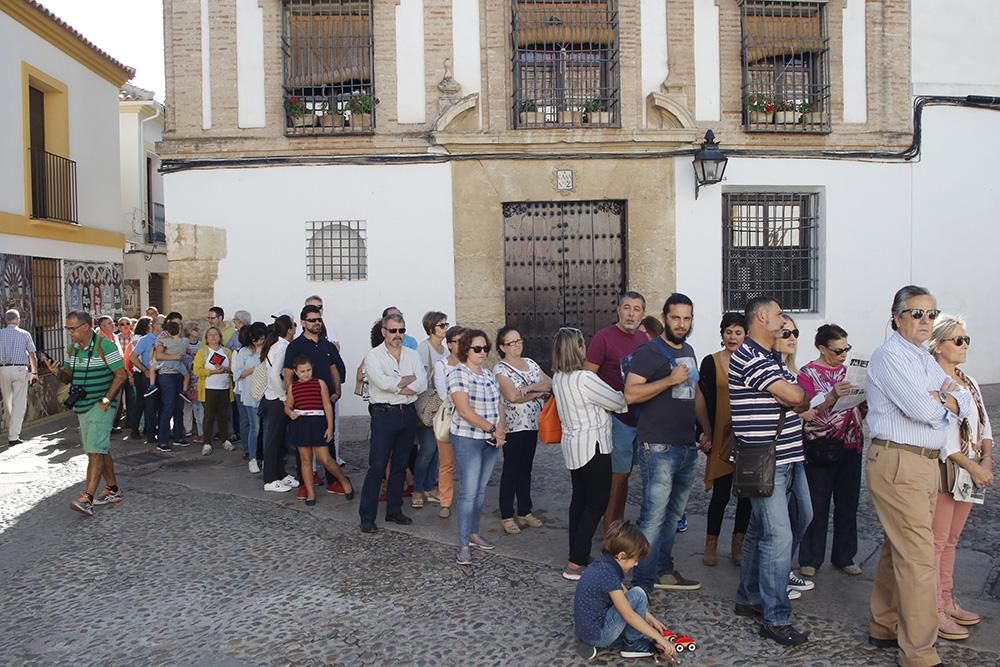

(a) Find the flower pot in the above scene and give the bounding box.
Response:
[748,110,773,125]
[349,112,373,129]
[319,113,346,128]
[290,113,316,128]
[585,111,611,125]
[519,111,546,126]
[559,111,583,125]
[773,111,801,124]
[800,111,825,126]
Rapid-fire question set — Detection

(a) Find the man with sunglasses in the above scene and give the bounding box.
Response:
[865,285,971,667]
[359,313,426,533]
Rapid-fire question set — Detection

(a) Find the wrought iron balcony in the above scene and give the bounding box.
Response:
[29,147,78,224]
[147,202,166,244]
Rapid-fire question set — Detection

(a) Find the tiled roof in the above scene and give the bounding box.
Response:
[23,0,136,78]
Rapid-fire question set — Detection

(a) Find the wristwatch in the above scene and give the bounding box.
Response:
[488,425,497,434]
[937,391,948,405]
[101,397,111,406]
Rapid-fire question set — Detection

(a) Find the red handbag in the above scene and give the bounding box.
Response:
[538,397,562,444]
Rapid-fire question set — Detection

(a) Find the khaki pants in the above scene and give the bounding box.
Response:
[0,365,30,441]
[866,443,941,667]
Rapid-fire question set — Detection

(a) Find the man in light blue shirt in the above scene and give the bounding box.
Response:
[865,285,970,667]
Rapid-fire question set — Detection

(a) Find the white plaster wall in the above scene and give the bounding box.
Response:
[236,0,266,128]
[640,0,668,126]
[693,0,720,122]
[119,111,143,238]
[841,0,867,123]
[912,0,1000,96]
[0,12,122,231]
[163,163,455,416]
[395,0,426,124]
[451,0,481,96]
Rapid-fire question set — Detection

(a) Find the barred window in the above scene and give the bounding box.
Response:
[512,0,620,129]
[307,221,367,281]
[31,257,65,373]
[281,0,375,136]
[723,192,819,313]
[740,1,830,133]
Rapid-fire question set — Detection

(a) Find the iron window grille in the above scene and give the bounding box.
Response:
[740,1,830,133]
[306,220,367,281]
[281,0,375,136]
[29,148,78,224]
[148,202,166,245]
[512,0,621,129]
[723,192,819,313]
[30,257,65,374]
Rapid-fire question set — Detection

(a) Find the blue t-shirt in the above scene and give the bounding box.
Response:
[574,554,625,645]
[403,335,418,350]
[133,333,158,369]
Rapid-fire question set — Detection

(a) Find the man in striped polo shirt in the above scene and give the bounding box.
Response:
[43,311,128,517]
[729,296,811,646]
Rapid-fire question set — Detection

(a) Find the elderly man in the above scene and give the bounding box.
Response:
[43,311,127,516]
[359,313,426,533]
[866,285,970,667]
[0,309,38,446]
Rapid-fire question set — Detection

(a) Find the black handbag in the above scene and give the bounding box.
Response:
[733,408,786,499]
[805,436,845,465]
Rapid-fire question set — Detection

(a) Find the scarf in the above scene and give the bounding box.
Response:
[955,367,986,456]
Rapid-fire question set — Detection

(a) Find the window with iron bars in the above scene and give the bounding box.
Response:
[740,1,830,133]
[30,257,66,374]
[722,192,819,313]
[306,221,367,281]
[281,0,376,135]
[512,0,620,129]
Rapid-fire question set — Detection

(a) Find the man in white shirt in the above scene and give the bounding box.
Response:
[359,314,426,533]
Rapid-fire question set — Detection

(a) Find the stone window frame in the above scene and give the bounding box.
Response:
[306,220,368,282]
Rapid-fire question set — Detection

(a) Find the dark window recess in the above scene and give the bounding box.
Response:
[31,256,64,374]
[29,147,78,224]
[740,1,830,133]
[281,0,376,135]
[722,192,819,313]
[512,0,620,129]
[148,203,165,244]
[148,273,166,312]
[307,220,367,281]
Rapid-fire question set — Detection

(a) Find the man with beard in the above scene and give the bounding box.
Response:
[624,293,711,594]
[584,291,648,531]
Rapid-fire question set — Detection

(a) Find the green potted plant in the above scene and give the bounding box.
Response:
[583,98,610,125]
[519,100,545,126]
[744,93,774,125]
[773,99,801,124]
[347,93,379,129]
[798,100,823,127]
[284,96,314,129]
[317,99,345,129]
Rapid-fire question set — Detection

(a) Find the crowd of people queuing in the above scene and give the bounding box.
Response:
[6,280,989,665]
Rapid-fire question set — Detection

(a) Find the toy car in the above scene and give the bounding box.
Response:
[661,629,697,653]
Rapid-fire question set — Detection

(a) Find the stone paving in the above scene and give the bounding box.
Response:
[0,388,999,666]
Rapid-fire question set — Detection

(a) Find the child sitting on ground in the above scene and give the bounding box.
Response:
[574,521,676,661]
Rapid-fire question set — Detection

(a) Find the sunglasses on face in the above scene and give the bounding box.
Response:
[900,308,941,321]
[304,318,323,324]
[436,322,449,329]
[470,345,490,354]
[780,328,800,339]
[385,327,406,334]
[827,344,853,355]
[948,336,971,347]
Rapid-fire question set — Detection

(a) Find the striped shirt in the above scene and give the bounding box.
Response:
[552,370,628,470]
[866,331,971,450]
[728,337,804,465]
[290,377,325,413]
[447,364,501,440]
[0,325,35,365]
[66,334,124,413]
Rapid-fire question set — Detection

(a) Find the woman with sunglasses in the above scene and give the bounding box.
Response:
[434,326,466,519]
[796,324,864,579]
[495,326,552,534]
[775,315,800,374]
[928,315,993,640]
[412,311,449,509]
[448,329,505,566]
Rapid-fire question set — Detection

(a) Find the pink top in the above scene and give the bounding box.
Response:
[797,361,864,450]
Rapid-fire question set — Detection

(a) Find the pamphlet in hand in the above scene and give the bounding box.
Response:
[832,355,870,412]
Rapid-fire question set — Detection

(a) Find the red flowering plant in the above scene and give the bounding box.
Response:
[284,96,307,118]
[745,93,774,113]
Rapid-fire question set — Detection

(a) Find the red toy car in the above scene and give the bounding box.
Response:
[661,629,697,653]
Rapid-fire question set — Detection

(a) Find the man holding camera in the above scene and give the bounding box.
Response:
[42,311,128,516]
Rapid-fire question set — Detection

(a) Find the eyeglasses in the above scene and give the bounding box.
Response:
[827,344,853,355]
[503,338,523,346]
[385,327,406,334]
[900,308,941,321]
[948,336,971,347]
[780,328,800,339]
[470,345,491,354]
[436,322,449,329]
[304,318,323,324]
[63,323,86,332]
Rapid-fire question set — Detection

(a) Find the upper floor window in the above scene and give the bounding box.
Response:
[740,1,830,133]
[512,0,620,129]
[281,0,376,136]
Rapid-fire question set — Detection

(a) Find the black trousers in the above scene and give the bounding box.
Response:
[359,404,417,524]
[568,444,611,567]
[706,472,752,537]
[499,429,539,519]
[799,447,862,568]
[262,398,288,484]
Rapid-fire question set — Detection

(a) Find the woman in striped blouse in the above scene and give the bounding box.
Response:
[551,327,628,581]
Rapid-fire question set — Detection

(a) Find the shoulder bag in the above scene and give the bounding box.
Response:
[733,408,787,498]
[249,356,271,402]
[538,397,562,445]
[804,416,849,466]
[415,345,444,427]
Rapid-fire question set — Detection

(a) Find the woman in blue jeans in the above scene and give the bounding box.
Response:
[233,322,267,473]
[447,329,505,566]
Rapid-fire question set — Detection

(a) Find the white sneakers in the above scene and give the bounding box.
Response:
[263,481,291,493]
[202,443,213,456]
[223,440,235,451]
[281,475,300,488]
[248,459,260,474]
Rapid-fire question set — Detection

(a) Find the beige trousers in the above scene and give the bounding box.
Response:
[0,365,30,441]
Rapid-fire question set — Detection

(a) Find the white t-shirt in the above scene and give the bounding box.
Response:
[203,346,231,391]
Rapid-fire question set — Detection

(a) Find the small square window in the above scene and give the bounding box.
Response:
[306,220,367,281]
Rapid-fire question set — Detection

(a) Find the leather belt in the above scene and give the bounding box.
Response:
[872,438,939,460]
[370,403,414,411]
[0,363,27,367]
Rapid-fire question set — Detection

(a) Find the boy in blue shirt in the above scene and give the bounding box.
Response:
[574,521,676,660]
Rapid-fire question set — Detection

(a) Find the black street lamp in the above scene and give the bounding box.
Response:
[692,130,728,199]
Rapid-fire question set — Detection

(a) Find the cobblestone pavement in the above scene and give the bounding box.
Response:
[1,388,999,666]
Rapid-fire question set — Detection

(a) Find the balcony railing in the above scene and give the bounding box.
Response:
[147,202,165,244]
[30,147,78,224]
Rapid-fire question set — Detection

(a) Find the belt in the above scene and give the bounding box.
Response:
[370,403,414,411]
[872,439,939,459]
[0,363,27,367]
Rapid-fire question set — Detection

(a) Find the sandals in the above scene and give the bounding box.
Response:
[502,518,521,534]
[411,493,425,509]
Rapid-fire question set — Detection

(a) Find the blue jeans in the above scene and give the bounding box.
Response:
[413,425,439,494]
[156,373,185,444]
[359,404,417,524]
[610,418,639,474]
[240,403,260,459]
[632,442,698,592]
[596,587,649,649]
[134,371,158,440]
[452,434,499,547]
[737,461,813,626]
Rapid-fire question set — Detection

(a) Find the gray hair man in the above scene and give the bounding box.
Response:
[0,309,38,446]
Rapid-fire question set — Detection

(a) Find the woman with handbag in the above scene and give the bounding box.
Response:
[796,324,864,578]
[495,326,551,534]
[929,315,993,640]
[412,311,449,508]
[433,326,465,519]
[699,312,751,566]
[550,327,627,581]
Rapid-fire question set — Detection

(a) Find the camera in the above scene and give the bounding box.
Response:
[64,384,86,409]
